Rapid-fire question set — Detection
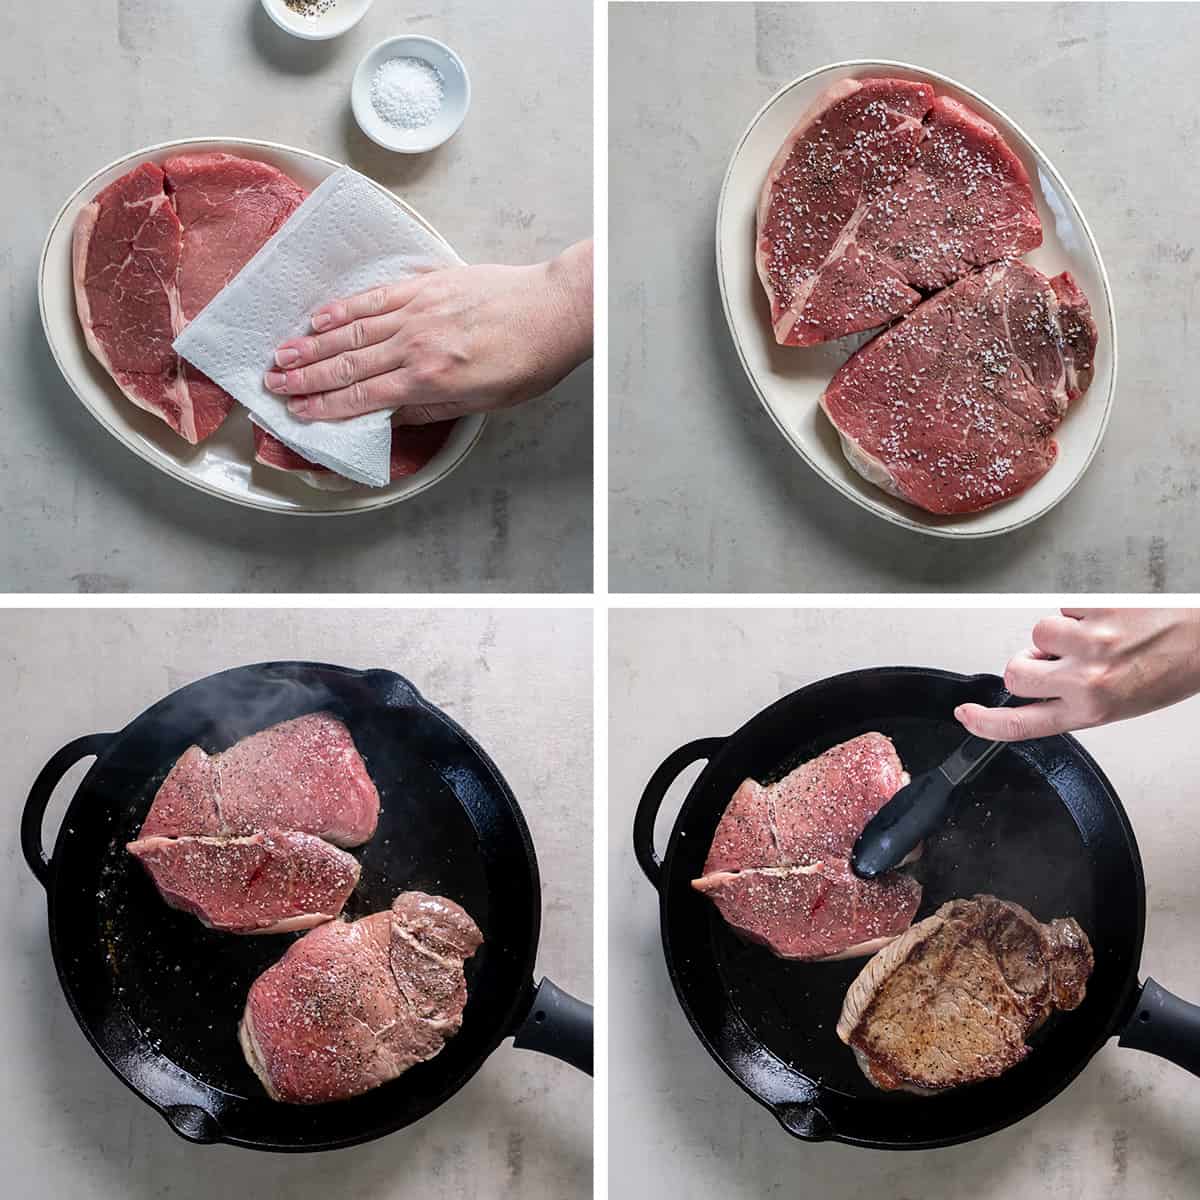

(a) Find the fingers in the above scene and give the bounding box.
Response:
[266,341,403,397]
[310,280,425,333]
[1030,614,1086,658]
[287,373,411,420]
[274,311,406,369]
[1002,648,1058,696]
[954,699,1070,742]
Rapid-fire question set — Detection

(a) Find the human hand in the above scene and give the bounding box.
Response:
[264,240,593,424]
[955,609,1200,740]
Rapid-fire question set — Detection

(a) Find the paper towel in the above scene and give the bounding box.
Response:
[174,167,462,487]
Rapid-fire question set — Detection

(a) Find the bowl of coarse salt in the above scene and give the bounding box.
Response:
[351,35,470,153]
[261,0,374,41]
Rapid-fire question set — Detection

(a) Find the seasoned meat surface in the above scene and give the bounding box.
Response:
[837,894,1094,1092]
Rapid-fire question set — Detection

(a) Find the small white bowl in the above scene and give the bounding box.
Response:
[352,35,471,153]
[261,0,374,42]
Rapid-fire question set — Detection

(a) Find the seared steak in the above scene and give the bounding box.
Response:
[837,894,1093,1092]
[126,831,360,935]
[692,733,922,960]
[239,892,483,1104]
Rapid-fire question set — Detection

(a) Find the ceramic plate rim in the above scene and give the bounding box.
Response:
[39,136,486,517]
[715,58,1119,540]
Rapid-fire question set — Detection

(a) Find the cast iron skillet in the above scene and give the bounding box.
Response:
[22,661,592,1153]
[634,667,1200,1150]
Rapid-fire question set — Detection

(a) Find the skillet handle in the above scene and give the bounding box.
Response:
[1118,977,1200,1077]
[513,978,593,1075]
[633,738,726,888]
[21,733,114,888]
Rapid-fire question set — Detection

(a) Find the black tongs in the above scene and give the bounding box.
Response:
[850,691,1031,880]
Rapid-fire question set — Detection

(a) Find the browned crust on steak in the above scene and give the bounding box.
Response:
[837,894,1093,1093]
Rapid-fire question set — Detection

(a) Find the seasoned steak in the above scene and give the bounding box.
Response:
[692,733,922,960]
[239,891,483,1104]
[757,77,1042,346]
[129,712,379,933]
[126,831,360,935]
[820,259,1098,514]
[837,894,1094,1092]
[139,712,379,848]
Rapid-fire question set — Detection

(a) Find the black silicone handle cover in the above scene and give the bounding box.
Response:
[20,733,115,887]
[1118,977,1200,1077]
[513,977,593,1075]
[633,737,726,888]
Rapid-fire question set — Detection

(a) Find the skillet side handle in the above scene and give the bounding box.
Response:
[513,978,593,1075]
[1118,978,1200,1077]
[21,733,115,888]
[633,738,726,888]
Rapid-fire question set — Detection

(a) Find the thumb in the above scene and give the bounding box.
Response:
[954,700,1065,742]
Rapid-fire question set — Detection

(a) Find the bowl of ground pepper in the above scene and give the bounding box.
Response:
[261,0,374,41]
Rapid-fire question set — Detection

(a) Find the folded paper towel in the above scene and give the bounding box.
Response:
[174,167,462,486]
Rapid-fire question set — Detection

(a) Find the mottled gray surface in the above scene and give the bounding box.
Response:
[610,3,1200,593]
[2,609,592,1198]
[3,1,592,593]
[611,607,1200,1197]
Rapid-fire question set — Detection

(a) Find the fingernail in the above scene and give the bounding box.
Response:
[953,705,966,719]
[288,398,311,417]
[265,371,287,391]
[311,312,332,331]
[274,348,300,368]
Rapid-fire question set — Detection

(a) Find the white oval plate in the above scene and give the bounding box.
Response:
[40,137,485,516]
[716,60,1117,539]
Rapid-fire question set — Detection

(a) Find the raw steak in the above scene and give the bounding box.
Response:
[757,78,1042,346]
[837,895,1093,1093]
[253,422,457,492]
[139,712,379,847]
[692,733,922,960]
[239,892,483,1104]
[820,260,1097,513]
[73,153,306,443]
[130,712,378,934]
[126,831,360,935]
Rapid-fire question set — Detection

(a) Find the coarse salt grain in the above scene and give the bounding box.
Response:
[370,56,445,130]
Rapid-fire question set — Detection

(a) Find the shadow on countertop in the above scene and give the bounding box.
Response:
[248,4,342,76]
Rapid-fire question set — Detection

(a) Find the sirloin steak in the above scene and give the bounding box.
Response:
[73,153,306,443]
[692,733,922,960]
[253,421,457,492]
[126,831,360,935]
[757,78,1042,346]
[129,712,379,934]
[138,712,379,847]
[837,895,1094,1093]
[239,891,483,1104]
[820,260,1097,514]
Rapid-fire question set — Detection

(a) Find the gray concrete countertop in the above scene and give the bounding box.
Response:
[3,609,592,1198]
[4,1,592,593]
[610,608,1200,1197]
[610,3,1200,593]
